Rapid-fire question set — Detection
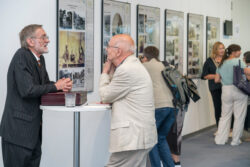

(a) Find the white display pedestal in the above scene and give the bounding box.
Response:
[40,104,111,167]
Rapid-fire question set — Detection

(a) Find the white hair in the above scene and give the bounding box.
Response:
[115,40,136,54]
[129,45,136,54]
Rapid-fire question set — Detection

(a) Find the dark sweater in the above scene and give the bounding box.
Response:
[201,57,222,91]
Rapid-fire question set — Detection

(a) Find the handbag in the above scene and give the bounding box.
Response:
[233,60,250,95]
[184,77,200,102]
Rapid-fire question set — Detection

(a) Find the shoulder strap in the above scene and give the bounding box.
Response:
[161,61,169,67]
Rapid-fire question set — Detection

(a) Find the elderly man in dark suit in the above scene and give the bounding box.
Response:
[0,24,72,167]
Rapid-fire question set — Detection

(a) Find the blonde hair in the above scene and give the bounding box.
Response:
[19,24,42,48]
[210,41,225,59]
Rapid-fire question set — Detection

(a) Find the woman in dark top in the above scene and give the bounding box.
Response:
[201,41,225,132]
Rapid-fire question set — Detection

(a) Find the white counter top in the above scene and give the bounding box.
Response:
[40,103,111,112]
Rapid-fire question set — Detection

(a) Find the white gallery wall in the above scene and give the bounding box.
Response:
[0,0,250,166]
[232,0,250,54]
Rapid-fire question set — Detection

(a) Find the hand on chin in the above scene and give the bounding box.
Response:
[107,57,113,62]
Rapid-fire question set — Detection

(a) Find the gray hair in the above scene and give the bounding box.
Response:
[19,24,43,48]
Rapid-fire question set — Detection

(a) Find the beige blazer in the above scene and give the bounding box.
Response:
[99,55,157,153]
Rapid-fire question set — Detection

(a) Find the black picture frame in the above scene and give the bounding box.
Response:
[187,13,204,79]
[164,9,184,74]
[56,0,94,91]
[101,0,131,72]
[206,16,208,60]
[136,5,160,58]
[56,0,59,80]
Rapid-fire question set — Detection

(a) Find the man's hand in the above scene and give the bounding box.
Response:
[55,78,73,92]
[109,63,116,76]
[103,60,114,74]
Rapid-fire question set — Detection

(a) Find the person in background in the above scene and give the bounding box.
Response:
[0,24,72,167]
[201,41,224,135]
[242,51,250,141]
[243,52,250,79]
[167,106,187,167]
[214,44,248,146]
[99,34,157,167]
[141,46,176,167]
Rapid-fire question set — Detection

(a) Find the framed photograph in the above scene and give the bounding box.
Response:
[164,9,184,74]
[101,0,131,70]
[206,16,220,59]
[137,5,160,58]
[57,0,94,91]
[187,13,204,78]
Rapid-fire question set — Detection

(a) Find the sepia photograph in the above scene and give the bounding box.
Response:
[189,26,196,40]
[58,31,85,68]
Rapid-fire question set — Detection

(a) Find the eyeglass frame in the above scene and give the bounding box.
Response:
[106,44,119,49]
[31,35,49,40]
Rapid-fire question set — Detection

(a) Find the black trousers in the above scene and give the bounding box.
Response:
[167,108,186,156]
[1,129,42,167]
[244,104,250,130]
[210,89,222,127]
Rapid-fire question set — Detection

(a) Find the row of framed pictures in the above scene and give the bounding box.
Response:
[55,0,221,92]
[101,0,220,78]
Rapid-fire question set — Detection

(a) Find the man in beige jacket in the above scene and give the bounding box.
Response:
[99,34,157,167]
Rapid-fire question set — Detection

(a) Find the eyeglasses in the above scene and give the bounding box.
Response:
[31,35,49,40]
[106,45,119,49]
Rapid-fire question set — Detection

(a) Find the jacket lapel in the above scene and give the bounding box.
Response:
[39,56,46,84]
[27,49,42,84]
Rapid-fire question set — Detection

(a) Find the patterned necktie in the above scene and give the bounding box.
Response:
[37,60,41,67]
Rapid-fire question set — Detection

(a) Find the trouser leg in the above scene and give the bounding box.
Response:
[210,89,222,127]
[215,86,233,144]
[231,87,248,145]
[1,138,32,167]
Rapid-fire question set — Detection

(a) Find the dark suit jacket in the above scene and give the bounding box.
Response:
[0,48,57,149]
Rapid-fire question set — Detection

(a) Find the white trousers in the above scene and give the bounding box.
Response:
[215,85,248,145]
